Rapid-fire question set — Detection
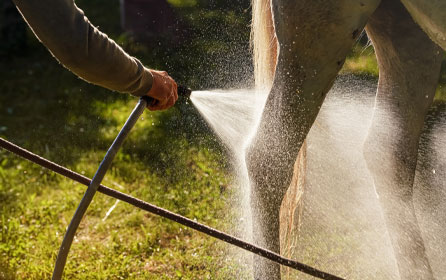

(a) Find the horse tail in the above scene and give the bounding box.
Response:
[251,0,278,90]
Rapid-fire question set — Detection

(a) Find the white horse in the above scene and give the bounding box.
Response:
[247,0,446,279]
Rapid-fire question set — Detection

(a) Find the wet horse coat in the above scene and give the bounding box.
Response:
[248,0,446,279]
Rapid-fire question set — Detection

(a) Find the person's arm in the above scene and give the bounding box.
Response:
[13,0,177,110]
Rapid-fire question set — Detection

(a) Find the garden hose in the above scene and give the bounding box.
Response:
[52,85,191,280]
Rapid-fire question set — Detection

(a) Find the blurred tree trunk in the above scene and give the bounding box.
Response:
[0,0,27,56]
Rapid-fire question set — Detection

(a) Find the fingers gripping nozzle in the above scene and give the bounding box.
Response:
[141,84,192,105]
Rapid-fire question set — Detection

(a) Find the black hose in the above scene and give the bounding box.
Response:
[52,98,148,279]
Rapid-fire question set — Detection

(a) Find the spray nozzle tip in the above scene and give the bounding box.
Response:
[178,85,192,99]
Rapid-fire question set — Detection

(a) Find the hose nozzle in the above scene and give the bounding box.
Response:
[141,84,192,105]
[177,85,192,99]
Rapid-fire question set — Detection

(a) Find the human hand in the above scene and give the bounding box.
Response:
[146,70,178,111]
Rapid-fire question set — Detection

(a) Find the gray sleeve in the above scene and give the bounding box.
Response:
[13,0,153,96]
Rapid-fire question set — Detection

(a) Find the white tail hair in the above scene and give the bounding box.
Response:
[251,0,278,90]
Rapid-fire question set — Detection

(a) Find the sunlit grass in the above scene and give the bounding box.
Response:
[343,45,379,77]
[0,1,249,277]
[168,0,198,8]
[0,82,245,279]
[435,86,446,103]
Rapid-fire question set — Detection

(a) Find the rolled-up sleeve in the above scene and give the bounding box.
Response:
[13,0,152,96]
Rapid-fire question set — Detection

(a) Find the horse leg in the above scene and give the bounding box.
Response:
[246,1,380,279]
[364,1,442,279]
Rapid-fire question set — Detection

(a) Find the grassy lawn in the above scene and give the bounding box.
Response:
[1,0,251,279]
[1,1,445,279]
[0,49,247,279]
[0,42,245,279]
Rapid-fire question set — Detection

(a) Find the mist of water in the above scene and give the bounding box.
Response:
[190,89,268,153]
[189,76,446,279]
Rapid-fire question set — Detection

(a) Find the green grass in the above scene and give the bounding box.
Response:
[0,57,246,278]
[0,50,246,278]
[342,45,379,77]
[0,0,252,279]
